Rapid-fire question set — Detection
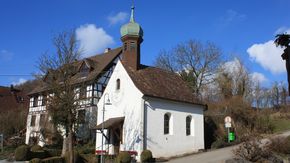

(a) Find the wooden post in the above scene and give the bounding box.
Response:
[0,134,3,152]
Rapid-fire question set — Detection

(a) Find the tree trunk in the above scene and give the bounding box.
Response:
[61,136,68,157]
[68,127,74,163]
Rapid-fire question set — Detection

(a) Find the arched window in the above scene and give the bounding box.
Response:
[116,79,120,90]
[186,116,192,136]
[164,113,170,135]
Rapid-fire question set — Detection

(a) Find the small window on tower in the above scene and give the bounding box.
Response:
[124,43,127,51]
[116,79,120,90]
[130,42,136,51]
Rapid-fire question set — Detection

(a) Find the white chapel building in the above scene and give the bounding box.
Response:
[95,6,206,159]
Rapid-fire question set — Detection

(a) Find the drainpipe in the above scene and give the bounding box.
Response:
[141,97,146,151]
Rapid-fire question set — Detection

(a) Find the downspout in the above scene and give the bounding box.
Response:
[141,97,146,151]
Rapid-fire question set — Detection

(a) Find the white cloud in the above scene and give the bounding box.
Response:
[250,72,268,84]
[75,24,114,57]
[222,58,246,74]
[12,78,27,86]
[217,9,246,27]
[107,12,128,25]
[275,26,290,35]
[0,50,14,61]
[247,40,286,74]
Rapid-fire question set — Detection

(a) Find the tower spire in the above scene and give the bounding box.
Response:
[130,2,135,23]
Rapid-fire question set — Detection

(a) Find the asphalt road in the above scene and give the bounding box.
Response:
[167,131,290,163]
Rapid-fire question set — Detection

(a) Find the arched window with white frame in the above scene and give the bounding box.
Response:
[164,113,172,135]
[116,79,120,90]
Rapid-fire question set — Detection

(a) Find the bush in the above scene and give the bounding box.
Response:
[255,115,274,134]
[30,158,41,163]
[45,149,62,157]
[267,136,290,154]
[116,151,131,163]
[65,151,83,163]
[141,150,153,163]
[41,156,64,163]
[76,142,95,154]
[211,138,230,149]
[15,145,31,161]
[31,145,43,152]
[31,150,49,160]
[233,139,270,162]
[81,154,98,163]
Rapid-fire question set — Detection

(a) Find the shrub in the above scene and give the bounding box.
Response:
[31,150,49,160]
[267,136,290,154]
[15,145,31,161]
[30,158,41,163]
[141,150,153,163]
[76,142,95,154]
[45,149,62,157]
[81,154,98,163]
[41,156,64,163]
[233,139,270,162]
[255,115,274,134]
[31,145,43,152]
[65,151,83,163]
[211,138,230,149]
[116,151,131,163]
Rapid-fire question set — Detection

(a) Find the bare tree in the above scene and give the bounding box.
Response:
[155,40,223,99]
[38,31,81,163]
[216,58,252,101]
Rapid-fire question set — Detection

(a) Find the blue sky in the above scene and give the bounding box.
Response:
[0,0,289,87]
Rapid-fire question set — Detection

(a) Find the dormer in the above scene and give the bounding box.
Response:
[79,59,94,77]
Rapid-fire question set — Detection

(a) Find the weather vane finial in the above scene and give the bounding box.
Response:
[130,0,135,23]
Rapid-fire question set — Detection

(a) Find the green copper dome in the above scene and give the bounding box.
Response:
[120,6,143,38]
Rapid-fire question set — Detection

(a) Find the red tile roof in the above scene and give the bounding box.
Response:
[124,64,205,106]
[28,47,122,95]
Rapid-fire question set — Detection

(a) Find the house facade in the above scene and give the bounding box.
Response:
[25,48,122,145]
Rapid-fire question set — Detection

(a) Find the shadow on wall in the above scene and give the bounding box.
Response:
[124,107,142,150]
[204,116,217,149]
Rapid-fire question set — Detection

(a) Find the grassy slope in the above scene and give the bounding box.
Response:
[272,118,290,133]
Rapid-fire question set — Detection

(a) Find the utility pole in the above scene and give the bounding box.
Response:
[101,93,111,163]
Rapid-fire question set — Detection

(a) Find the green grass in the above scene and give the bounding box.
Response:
[272,118,290,133]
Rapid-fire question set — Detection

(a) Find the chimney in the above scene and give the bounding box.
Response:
[104,48,111,53]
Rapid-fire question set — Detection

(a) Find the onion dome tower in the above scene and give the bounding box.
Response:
[120,5,143,70]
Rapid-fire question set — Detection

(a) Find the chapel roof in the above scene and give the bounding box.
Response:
[124,64,205,106]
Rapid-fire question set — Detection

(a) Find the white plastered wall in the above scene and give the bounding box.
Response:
[96,61,144,158]
[144,98,204,158]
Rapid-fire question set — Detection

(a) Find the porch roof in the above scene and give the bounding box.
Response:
[95,117,124,130]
